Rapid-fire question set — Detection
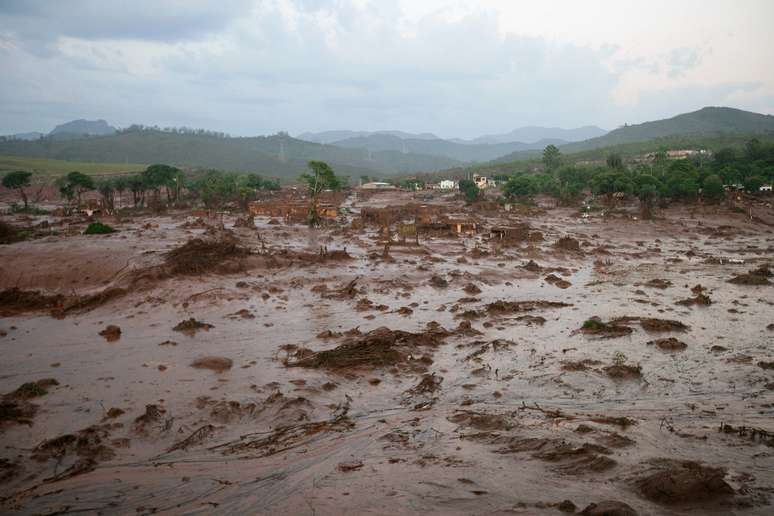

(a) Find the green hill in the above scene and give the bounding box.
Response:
[489,107,774,164]
[0,129,462,180]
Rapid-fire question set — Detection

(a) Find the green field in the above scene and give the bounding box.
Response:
[0,155,147,178]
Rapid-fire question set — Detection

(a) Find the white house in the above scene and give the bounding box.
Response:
[439,179,458,190]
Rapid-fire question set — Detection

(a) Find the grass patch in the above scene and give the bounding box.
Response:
[84,222,116,235]
[0,155,146,177]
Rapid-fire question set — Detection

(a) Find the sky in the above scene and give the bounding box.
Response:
[1,0,773,138]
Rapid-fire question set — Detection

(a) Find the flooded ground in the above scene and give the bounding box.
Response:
[1,191,773,515]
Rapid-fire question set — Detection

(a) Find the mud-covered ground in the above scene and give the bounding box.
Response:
[1,192,773,515]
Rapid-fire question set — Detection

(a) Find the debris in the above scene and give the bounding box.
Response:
[173,318,214,336]
[99,324,122,342]
[165,235,250,275]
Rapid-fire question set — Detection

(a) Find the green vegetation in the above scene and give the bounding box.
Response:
[300,161,345,226]
[0,128,460,180]
[542,144,562,171]
[2,170,32,208]
[495,138,774,215]
[84,222,117,235]
[458,178,480,203]
[57,171,95,207]
[0,155,145,177]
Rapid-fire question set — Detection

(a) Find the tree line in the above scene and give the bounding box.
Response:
[497,140,774,213]
[2,165,281,212]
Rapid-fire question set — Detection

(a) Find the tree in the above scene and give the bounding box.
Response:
[192,170,238,210]
[401,179,424,190]
[542,144,562,171]
[299,161,342,226]
[96,178,117,212]
[141,164,182,206]
[744,175,765,193]
[58,171,95,207]
[702,174,724,202]
[606,153,623,170]
[127,175,146,207]
[2,170,32,209]
[113,176,129,209]
[458,178,479,204]
[634,174,662,218]
[502,175,536,198]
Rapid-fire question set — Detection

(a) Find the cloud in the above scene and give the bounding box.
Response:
[667,47,701,78]
[0,0,772,136]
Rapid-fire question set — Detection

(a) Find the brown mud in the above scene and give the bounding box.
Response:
[1,191,773,514]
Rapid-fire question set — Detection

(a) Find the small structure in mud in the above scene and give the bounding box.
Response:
[248,201,338,222]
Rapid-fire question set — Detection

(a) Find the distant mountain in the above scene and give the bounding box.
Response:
[562,107,774,153]
[329,133,565,162]
[2,132,43,141]
[49,119,116,137]
[455,125,607,145]
[298,130,440,144]
[0,129,461,179]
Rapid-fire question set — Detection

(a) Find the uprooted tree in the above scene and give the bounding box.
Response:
[300,160,343,227]
[2,170,32,209]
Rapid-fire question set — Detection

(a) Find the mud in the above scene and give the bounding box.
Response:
[1,191,773,515]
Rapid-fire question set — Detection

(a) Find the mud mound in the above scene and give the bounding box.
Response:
[463,283,482,295]
[555,236,582,253]
[647,337,687,351]
[190,356,233,372]
[0,220,23,244]
[8,378,59,399]
[635,459,734,504]
[173,318,214,336]
[133,404,172,436]
[179,217,210,229]
[0,399,38,426]
[430,275,448,288]
[486,300,572,315]
[644,279,671,289]
[99,325,122,342]
[728,264,772,286]
[545,274,572,289]
[613,316,688,332]
[579,318,633,338]
[603,364,642,379]
[497,438,616,475]
[676,293,711,306]
[580,501,638,516]
[165,236,250,275]
[0,288,64,316]
[288,326,446,370]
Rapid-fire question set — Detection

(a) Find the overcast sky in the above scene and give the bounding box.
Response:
[1,0,773,138]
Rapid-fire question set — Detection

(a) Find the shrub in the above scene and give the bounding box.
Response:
[84,222,117,235]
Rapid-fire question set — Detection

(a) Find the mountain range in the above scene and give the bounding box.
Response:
[1,107,772,180]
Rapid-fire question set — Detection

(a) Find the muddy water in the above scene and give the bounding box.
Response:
[1,201,773,515]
